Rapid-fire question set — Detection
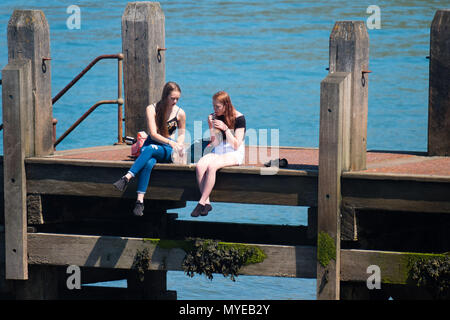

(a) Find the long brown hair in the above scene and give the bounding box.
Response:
[213,91,236,130]
[155,82,181,137]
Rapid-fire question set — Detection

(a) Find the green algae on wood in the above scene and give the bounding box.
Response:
[408,253,449,299]
[182,238,267,281]
[216,242,267,266]
[131,247,151,281]
[317,232,336,267]
[140,238,267,281]
[143,238,193,253]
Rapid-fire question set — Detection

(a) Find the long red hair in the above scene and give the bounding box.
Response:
[213,91,236,130]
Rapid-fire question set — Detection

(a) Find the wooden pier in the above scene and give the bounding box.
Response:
[1,3,449,300]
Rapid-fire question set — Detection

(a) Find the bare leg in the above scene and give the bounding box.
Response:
[196,153,217,204]
[198,153,238,205]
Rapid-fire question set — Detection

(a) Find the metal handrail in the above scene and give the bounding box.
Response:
[54,99,123,147]
[53,53,124,147]
[0,54,124,148]
[52,54,123,105]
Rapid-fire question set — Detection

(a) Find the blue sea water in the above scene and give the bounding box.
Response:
[0,0,446,300]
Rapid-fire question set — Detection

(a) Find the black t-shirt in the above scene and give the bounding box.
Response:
[214,114,246,141]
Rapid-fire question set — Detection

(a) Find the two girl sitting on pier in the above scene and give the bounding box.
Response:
[113,82,246,217]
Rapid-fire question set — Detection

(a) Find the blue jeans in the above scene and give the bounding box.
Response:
[128,137,173,193]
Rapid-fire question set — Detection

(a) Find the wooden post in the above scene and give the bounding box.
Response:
[7,10,53,156]
[122,2,165,137]
[317,72,352,300]
[329,21,369,171]
[428,9,450,156]
[2,59,33,280]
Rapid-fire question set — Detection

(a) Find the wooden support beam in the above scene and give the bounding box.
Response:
[342,172,450,214]
[24,158,319,206]
[428,9,450,156]
[31,218,312,247]
[8,10,53,156]
[122,2,165,137]
[317,72,352,299]
[341,249,449,285]
[27,233,317,279]
[169,220,313,246]
[329,21,369,171]
[2,59,33,280]
[27,194,43,225]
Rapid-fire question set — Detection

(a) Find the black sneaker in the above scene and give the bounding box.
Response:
[190,203,205,217]
[133,201,144,217]
[113,176,129,192]
[200,204,212,216]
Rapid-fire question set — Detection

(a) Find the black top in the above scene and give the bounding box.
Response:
[213,114,246,141]
[167,107,180,135]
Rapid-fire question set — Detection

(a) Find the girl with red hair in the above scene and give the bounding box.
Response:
[191,91,246,217]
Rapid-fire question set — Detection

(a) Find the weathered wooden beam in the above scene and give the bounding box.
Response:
[122,2,165,137]
[169,220,313,246]
[340,206,357,241]
[21,156,450,211]
[2,59,33,280]
[34,219,312,246]
[342,172,450,214]
[428,9,450,156]
[341,249,448,285]
[24,158,318,206]
[8,10,53,156]
[329,21,369,171]
[27,194,43,225]
[27,233,317,278]
[317,72,352,300]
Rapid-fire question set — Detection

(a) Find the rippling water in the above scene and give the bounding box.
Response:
[1,0,446,300]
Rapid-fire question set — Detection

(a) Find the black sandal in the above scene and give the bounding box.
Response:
[133,201,144,217]
[190,203,205,217]
[201,204,212,216]
[113,176,130,192]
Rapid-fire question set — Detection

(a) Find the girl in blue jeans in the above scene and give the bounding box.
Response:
[113,82,186,216]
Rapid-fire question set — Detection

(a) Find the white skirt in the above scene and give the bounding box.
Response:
[213,141,245,165]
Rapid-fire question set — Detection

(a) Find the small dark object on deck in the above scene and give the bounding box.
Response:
[264,158,288,168]
[124,136,137,144]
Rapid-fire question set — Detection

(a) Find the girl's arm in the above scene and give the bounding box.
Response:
[224,127,245,150]
[208,114,220,147]
[146,105,176,147]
